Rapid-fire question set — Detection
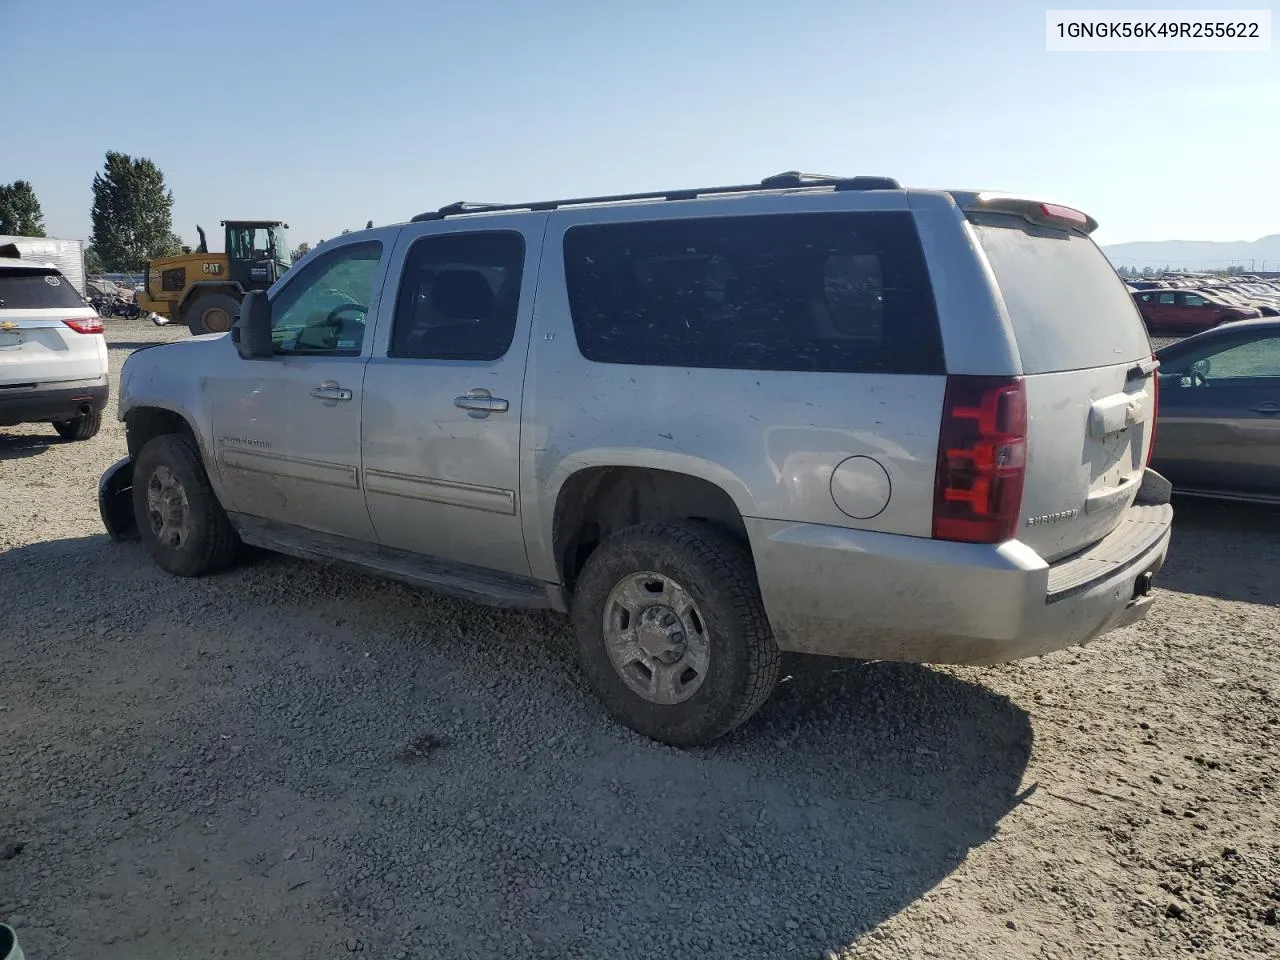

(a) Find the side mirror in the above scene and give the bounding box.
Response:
[231,291,273,359]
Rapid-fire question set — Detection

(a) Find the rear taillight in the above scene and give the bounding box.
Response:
[1039,202,1089,227]
[1146,358,1159,467]
[63,317,104,334]
[932,376,1028,544]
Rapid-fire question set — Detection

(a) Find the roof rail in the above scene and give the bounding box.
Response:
[410,171,902,223]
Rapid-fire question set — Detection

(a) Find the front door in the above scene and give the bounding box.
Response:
[208,235,394,541]
[1155,330,1280,495]
[360,217,545,577]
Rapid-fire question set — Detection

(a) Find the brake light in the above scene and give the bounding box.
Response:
[1040,202,1088,226]
[1146,358,1159,467]
[933,376,1028,544]
[63,317,104,334]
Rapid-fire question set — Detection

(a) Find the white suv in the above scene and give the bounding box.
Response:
[100,172,1173,745]
[0,257,108,440]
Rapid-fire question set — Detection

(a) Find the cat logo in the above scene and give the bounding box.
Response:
[202,262,222,275]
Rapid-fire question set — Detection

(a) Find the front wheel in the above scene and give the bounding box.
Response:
[131,433,240,577]
[571,521,780,747]
[184,292,241,336]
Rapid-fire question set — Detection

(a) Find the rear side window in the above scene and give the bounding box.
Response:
[390,231,525,361]
[563,212,943,374]
[970,215,1152,374]
[0,267,85,310]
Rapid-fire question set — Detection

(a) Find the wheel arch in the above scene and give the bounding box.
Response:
[549,462,754,594]
[124,405,202,460]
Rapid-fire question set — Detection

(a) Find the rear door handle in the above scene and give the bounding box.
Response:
[1250,401,1279,414]
[310,382,353,402]
[454,388,509,415]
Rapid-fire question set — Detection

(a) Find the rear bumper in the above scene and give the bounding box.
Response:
[750,498,1173,666]
[0,377,109,427]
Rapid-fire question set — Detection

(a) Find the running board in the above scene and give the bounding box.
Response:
[230,513,568,612]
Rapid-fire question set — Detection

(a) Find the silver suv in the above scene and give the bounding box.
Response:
[99,172,1173,745]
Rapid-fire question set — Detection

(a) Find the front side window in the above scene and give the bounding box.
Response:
[1170,335,1280,382]
[270,240,382,356]
[562,211,942,374]
[389,231,525,361]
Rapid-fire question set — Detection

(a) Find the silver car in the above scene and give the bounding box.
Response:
[99,172,1172,745]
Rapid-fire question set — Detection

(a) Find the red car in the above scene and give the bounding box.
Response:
[1133,289,1263,334]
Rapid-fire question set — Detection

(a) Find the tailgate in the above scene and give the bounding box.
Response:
[1020,361,1156,561]
[0,310,104,384]
[967,208,1155,562]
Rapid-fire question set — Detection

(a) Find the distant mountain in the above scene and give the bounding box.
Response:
[1102,234,1280,272]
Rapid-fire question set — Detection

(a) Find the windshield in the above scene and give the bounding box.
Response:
[227,225,288,263]
[272,225,291,266]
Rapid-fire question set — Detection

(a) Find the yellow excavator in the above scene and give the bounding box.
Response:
[137,220,291,335]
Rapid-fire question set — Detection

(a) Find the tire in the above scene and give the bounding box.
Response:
[571,521,781,747]
[132,433,240,577]
[52,408,102,441]
[184,292,241,336]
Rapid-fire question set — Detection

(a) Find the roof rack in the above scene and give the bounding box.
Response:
[409,171,902,223]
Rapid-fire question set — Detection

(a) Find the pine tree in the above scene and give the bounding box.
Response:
[89,151,180,271]
[0,180,47,236]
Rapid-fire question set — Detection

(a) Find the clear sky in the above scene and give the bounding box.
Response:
[2,0,1276,247]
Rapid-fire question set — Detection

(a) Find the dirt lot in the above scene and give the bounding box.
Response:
[2,319,1278,960]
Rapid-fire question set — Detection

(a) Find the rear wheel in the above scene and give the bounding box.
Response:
[571,521,781,747]
[132,433,240,577]
[184,292,241,336]
[52,409,102,441]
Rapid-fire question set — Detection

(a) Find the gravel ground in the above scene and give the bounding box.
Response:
[2,319,1277,960]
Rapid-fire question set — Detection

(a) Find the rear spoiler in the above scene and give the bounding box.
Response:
[950,191,1099,235]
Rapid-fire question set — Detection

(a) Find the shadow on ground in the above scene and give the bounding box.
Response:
[1159,496,1280,605]
[2,536,1034,960]
[0,432,55,460]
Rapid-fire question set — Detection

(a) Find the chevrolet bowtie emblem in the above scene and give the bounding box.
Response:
[0,321,17,330]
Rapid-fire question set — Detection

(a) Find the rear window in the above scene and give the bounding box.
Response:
[0,267,86,310]
[971,215,1152,374]
[563,211,944,374]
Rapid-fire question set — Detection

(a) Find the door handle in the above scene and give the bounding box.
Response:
[454,388,509,415]
[310,382,353,402]
[1250,401,1279,414]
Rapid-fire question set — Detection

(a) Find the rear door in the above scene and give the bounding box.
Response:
[0,266,103,385]
[1153,329,1280,495]
[968,212,1155,562]
[360,216,545,578]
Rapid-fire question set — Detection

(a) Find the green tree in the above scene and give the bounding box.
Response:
[89,151,178,271]
[291,241,312,261]
[83,245,105,275]
[0,179,47,236]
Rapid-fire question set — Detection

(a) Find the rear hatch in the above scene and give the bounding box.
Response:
[0,266,104,385]
[966,204,1155,562]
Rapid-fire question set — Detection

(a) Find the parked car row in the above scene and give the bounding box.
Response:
[1127,272,1280,334]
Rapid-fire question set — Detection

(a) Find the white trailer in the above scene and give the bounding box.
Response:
[0,235,87,298]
